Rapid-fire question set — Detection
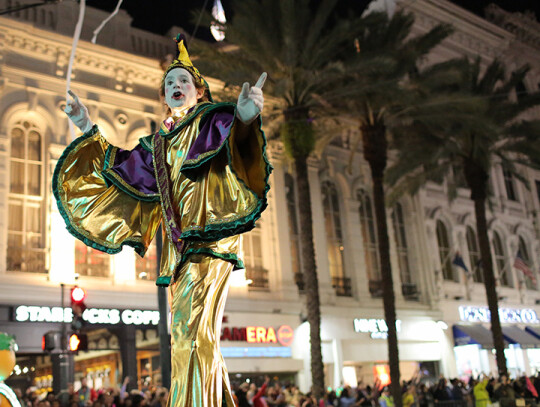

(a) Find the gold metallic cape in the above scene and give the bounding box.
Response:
[53,103,271,407]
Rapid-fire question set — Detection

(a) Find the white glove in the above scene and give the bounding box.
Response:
[236,72,267,124]
[64,90,94,133]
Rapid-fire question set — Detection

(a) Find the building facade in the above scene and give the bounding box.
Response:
[1,0,540,394]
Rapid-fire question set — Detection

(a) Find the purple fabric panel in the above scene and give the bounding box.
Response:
[185,111,234,161]
[110,143,158,195]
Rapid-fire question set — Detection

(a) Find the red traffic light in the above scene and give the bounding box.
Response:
[71,286,86,303]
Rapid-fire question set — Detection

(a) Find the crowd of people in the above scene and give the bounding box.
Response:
[9,373,540,407]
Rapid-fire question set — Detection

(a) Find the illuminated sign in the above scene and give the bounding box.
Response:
[14,305,160,326]
[353,318,402,339]
[458,306,539,324]
[221,346,292,358]
[220,325,294,346]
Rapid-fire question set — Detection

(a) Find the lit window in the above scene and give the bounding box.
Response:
[358,189,380,281]
[436,220,454,281]
[243,223,267,290]
[492,232,512,287]
[8,120,45,273]
[466,227,482,283]
[75,240,110,278]
[518,237,536,290]
[136,239,157,281]
[391,203,411,284]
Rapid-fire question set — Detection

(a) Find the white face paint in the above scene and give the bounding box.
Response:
[163,68,203,111]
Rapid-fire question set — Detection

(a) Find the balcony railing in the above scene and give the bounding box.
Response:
[294,272,305,292]
[369,279,383,298]
[246,266,269,291]
[7,247,46,273]
[332,277,352,297]
[402,283,420,300]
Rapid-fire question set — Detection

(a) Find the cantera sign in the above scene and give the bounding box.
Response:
[14,305,160,326]
[220,325,294,347]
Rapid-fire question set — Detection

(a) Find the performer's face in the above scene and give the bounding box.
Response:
[164,68,204,110]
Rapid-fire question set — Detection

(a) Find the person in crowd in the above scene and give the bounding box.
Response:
[77,379,97,407]
[252,377,271,407]
[473,374,490,407]
[378,387,393,407]
[402,385,417,407]
[493,374,515,407]
[235,383,250,407]
[432,378,452,403]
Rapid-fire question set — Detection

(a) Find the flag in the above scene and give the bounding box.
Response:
[514,251,536,284]
[526,376,538,398]
[452,252,470,277]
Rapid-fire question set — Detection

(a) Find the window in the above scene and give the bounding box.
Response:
[466,227,483,283]
[358,189,380,281]
[518,237,536,290]
[75,240,111,277]
[502,167,517,201]
[285,173,303,291]
[322,181,350,296]
[492,232,511,287]
[136,239,158,281]
[451,164,467,188]
[243,223,268,290]
[436,220,454,281]
[391,203,411,284]
[8,120,46,273]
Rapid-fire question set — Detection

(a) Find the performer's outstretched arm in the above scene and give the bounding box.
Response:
[64,90,94,133]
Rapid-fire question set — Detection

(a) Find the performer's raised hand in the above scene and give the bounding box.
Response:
[64,90,94,133]
[236,72,267,124]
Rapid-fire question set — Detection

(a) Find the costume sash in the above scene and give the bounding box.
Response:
[153,132,185,255]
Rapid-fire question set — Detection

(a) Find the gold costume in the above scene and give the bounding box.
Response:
[53,102,271,407]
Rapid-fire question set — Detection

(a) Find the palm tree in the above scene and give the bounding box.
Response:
[331,11,455,405]
[387,57,540,377]
[193,0,380,397]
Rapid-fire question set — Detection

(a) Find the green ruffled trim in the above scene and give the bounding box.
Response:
[180,110,273,242]
[155,249,245,287]
[156,276,172,287]
[140,135,154,153]
[159,102,214,139]
[102,169,161,202]
[52,125,148,257]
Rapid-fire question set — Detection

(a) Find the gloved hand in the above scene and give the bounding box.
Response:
[64,90,94,133]
[236,72,267,124]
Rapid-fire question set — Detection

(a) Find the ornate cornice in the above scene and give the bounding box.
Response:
[485,4,540,50]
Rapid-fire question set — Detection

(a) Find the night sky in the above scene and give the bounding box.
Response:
[87,0,540,41]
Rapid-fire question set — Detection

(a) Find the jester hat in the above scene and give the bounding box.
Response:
[161,33,212,101]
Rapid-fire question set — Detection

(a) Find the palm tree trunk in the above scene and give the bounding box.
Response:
[473,194,508,376]
[294,156,325,399]
[465,159,507,376]
[362,123,402,407]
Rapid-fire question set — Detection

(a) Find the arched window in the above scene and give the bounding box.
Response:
[518,237,536,290]
[285,173,303,291]
[136,239,158,281]
[436,220,454,281]
[492,232,511,287]
[75,240,110,277]
[358,189,380,282]
[466,227,483,283]
[391,203,411,284]
[8,120,46,273]
[244,223,267,290]
[323,181,350,296]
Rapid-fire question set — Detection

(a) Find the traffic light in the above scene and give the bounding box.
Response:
[68,333,88,352]
[70,286,87,331]
[42,331,61,352]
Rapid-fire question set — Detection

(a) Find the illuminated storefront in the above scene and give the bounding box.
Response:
[450,305,540,378]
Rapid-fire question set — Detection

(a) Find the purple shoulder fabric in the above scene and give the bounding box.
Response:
[185,111,234,162]
[110,143,158,195]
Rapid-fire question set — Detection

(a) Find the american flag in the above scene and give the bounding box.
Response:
[514,251,536,284]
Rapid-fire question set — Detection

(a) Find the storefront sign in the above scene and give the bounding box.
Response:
[353,318,401,339]
[14,305,160,326]
[458,306,539,324]
[221,325,294,346]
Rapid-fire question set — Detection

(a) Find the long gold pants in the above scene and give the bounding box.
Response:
[167,254,235,407]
